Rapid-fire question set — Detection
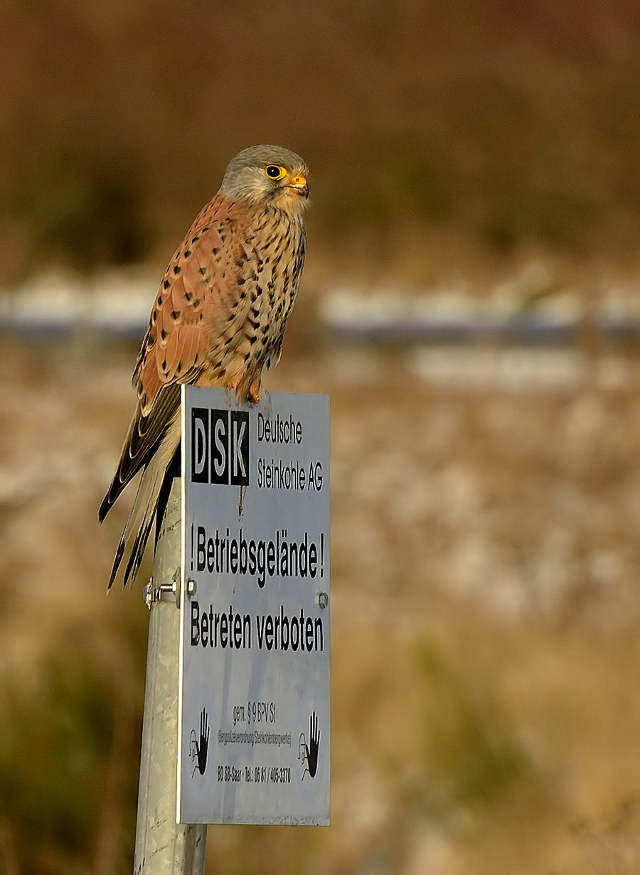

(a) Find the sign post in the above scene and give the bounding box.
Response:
[178,387,330,825]
[134,477,207,874]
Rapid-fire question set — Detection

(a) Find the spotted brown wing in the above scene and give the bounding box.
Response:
[99,196,249,520]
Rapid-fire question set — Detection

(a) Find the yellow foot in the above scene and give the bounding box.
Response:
[248,382,261,404]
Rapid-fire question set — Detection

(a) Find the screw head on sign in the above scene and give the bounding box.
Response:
[316,592,329,610]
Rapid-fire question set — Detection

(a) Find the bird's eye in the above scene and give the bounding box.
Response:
[265,165,286,180]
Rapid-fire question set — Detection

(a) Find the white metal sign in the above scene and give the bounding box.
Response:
[178,386,330,825]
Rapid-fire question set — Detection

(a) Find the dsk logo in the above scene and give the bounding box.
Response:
[191,408,250,485]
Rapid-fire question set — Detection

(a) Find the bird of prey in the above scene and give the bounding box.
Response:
[99,145,310,587]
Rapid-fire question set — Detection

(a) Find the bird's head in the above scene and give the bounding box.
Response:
[219,145,310,214]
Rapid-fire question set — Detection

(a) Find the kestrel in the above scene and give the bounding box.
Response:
[99,145,310,587]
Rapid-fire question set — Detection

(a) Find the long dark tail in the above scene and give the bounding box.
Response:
[103,413,181,588]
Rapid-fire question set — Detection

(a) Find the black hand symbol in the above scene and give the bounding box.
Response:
[196,707,209,775]
[304,711,320,778]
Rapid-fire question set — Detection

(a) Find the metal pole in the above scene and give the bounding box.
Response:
[134,476,207,874]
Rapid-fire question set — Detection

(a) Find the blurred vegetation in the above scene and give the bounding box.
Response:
[0,657,128,873]
[2,0,640,280]
[8,126,149,271]
[415,639,528,814]
[0,598,147,874]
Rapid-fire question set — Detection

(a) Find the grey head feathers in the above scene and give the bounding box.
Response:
[218,144,310,206]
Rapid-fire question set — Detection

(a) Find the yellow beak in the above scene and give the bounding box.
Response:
[288,174,309,198]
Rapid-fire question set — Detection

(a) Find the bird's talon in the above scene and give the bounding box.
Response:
[249,384,261,404]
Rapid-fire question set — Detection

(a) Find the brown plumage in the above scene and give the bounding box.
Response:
[99,145,310,587]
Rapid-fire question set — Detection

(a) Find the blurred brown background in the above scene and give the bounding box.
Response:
[2,1,640,873]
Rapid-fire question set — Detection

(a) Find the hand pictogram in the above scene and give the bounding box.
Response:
[190,707,210,778]
[299,710,320,780]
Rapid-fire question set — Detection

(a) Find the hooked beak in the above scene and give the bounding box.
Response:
[287,173,309,198]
